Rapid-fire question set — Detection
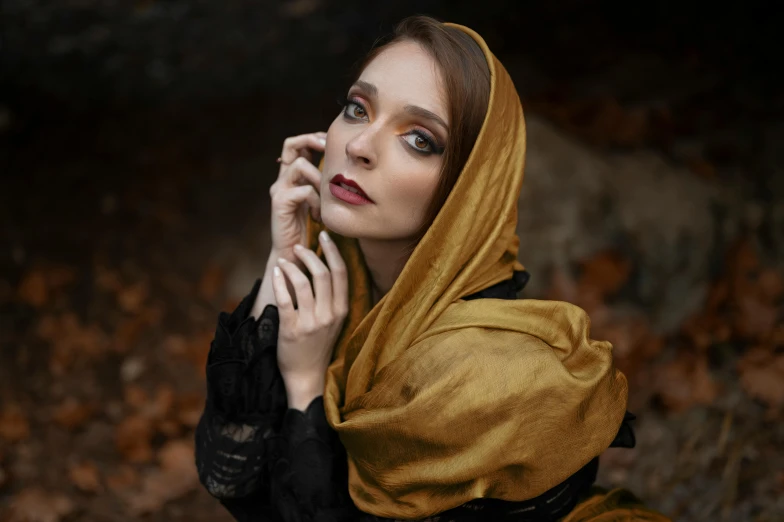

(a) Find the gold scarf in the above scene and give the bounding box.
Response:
[305,23,629,519]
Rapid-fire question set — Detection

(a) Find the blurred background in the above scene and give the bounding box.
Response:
[1,1,782,520]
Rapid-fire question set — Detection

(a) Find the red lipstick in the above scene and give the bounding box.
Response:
[329,174,374,205]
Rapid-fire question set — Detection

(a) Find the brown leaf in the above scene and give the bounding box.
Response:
[176,393,205,429]
[0,404,30,443]
[149,386,174,420]
[199,263,225,301]
[118,282,148,313]
[94,265,123,294]
[17,271,47,307]
[37,313,108,375]
[115,414,154,463]
[123,385,148,411]
[578,250,631,299]
[758,268,784,303]
[68,461,102,493]
[734,294,779,341]
[737,346,784,411]
[653,353,720,412]
[52,399,95,431]
[124,439,199,515]
[163,334,187,356]
[6,488,75,522]
[113,316,148,354]
[105,465,139,495]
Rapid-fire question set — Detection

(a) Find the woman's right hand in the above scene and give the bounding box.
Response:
[269,132,328,268]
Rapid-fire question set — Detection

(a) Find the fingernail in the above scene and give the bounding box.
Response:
[319,231,330,242]
[278,257,287,264]
[318,138,326,146]
[273,266,281,276]
[294,244,303,251]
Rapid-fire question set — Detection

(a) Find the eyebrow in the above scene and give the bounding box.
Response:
[352,80,449,133]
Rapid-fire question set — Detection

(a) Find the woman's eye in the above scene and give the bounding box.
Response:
[344,101,367,120]
[403,132,433,153]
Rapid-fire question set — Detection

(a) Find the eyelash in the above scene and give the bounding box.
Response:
[336,95,445,156]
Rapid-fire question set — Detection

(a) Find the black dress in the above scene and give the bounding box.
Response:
[194,271,636,522]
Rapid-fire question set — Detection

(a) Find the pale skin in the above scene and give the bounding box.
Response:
[250,40,450,411]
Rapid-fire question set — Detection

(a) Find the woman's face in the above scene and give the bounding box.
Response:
[321,40,449,242]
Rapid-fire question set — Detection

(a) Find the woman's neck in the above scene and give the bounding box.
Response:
[358,237,411,306]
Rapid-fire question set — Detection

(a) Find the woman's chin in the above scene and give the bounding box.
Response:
[320,207,359,239]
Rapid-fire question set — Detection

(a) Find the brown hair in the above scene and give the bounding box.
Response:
[351,15,491,256]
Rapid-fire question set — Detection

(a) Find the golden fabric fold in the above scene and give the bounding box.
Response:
[305,23,633,520]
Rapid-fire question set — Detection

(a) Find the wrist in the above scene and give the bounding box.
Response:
[283,373,325,411]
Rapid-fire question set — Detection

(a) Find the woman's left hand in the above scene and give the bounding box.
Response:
[272,230,349,409]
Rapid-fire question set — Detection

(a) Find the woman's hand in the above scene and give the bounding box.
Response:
[269,132,327,268]
[272,230,349,410]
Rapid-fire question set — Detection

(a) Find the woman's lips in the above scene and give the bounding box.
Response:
[329,182,374,205]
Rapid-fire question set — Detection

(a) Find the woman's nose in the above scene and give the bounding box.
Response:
[345,128,378,168]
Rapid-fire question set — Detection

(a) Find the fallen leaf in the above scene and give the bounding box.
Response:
[68,461,102,493]
[17,271,47,307]
[52,399,95,431]
[0,404,30,443]
[113,316,148,353]
[37,313,108,375]
[124,439,199,515]
[163,334,187,356]
[157,419,181,438]
[758,268,784,303]
[123,385,149,411]
[653,353,720,412]
[46,266,76,289]
[115,414,153,463]
[199,263,225,301]
[146,385,174,420]
[578,250,631,299]
[6,488,75,522]
[737,346,784,412]
[94,265,123,294]
[105,465,139,495]
[118,282,148,313]
[176,393,205,428]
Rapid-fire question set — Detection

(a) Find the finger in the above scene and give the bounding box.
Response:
[293,245,332,319]
[278,258,315,318]
[282,156,323,190]
[272,184,321,222]
[271,264,296,321]
[280,133,328,165]
[319,231,349,316]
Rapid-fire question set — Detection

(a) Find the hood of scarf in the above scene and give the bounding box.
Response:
[305,23,628,519]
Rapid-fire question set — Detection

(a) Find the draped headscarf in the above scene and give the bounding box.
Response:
[306,23,629,520]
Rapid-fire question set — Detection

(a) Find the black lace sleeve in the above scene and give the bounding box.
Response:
[194,279,288,521]
[269,396,362,522]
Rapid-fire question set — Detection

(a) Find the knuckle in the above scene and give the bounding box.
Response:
[317,317,332,329]
[311,266,328,278]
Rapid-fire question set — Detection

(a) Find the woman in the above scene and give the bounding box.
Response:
[195,15,670,522]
